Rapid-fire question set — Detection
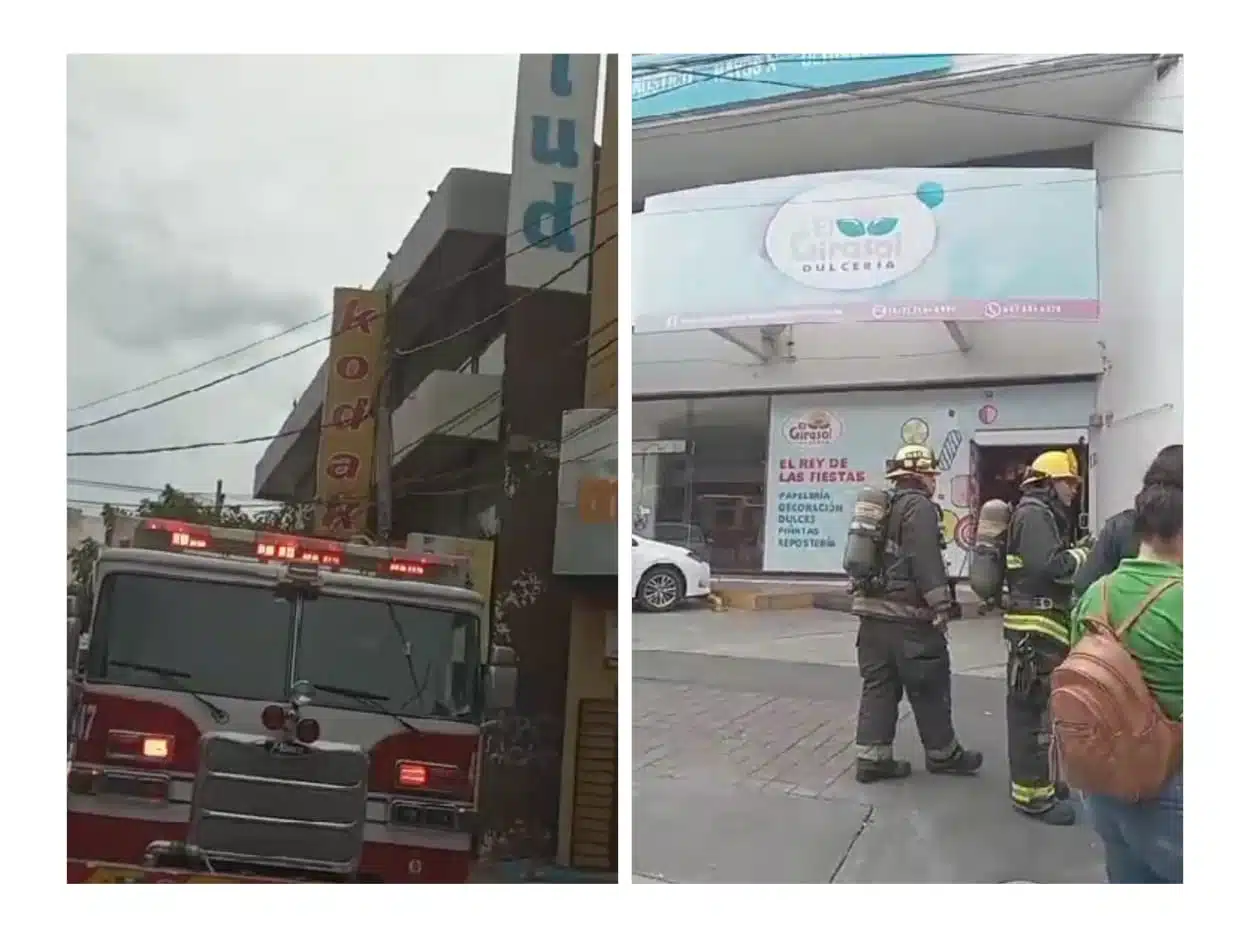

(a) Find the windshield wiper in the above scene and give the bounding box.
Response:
[386,603,431,711]
[311,681,421,736]
[109,659,230,725]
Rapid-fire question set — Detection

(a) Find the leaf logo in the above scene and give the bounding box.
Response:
[836,217,899,238]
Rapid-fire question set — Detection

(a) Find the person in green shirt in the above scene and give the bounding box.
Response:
[1069,451,1182,884]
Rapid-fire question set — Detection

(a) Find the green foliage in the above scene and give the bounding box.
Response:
[90,486,310,542]
[68,537,99,594]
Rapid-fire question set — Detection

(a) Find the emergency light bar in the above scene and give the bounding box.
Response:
[132,518,470,588]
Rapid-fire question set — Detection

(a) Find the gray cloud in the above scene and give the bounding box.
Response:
[68,54,520,511]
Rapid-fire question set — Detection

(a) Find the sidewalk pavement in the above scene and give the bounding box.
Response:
[637,605,1009,679]
[632,608,1105,884]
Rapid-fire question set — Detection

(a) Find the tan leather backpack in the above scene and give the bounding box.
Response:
[1050,576,1182,802]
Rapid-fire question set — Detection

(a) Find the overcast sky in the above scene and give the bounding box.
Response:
[68,54,521,514]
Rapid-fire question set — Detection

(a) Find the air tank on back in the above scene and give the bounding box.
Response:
[843,485,892,581]
[969,498,1013,605]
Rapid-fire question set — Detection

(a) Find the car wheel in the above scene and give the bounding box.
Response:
[637,565,685,613]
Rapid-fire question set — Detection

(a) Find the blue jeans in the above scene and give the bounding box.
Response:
[1084,773,1183,883]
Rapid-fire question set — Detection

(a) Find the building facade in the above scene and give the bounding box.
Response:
[253,55,617,874]
[632,54,1183,577]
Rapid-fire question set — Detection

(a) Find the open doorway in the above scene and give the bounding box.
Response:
[971,437,1091,539]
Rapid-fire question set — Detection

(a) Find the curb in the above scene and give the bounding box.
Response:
[712,589,817,611]
[708,588,993,620]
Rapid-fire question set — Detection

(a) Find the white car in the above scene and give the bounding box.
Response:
[632,535,712,613]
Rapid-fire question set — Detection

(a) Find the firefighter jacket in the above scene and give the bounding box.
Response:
[851,485,952,624]
[1071,508,1137,599]
[1004,489,1089,645]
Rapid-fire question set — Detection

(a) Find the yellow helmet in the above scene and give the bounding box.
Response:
[885,443,940,479]
[1024,449,1081,485]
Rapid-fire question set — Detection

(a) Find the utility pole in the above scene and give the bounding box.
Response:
[213,479,224,521]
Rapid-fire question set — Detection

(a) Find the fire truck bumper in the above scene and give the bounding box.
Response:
[68,860,288,883]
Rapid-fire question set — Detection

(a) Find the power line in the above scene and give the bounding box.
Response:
[68,497,275,511]
[634,56,1173,142]
[647,58,1181,135]
[68,478,261,502]
[70,334,617,513]
[67,314,332,413]
[66,188,617,432]
[72,405,617,513]
[68,233,618,458]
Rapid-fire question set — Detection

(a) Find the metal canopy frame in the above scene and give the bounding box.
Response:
[707,321,972,361]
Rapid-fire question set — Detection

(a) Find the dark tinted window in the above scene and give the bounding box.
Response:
[653,522,705,546]
[295,594,481,721]
[89,573,293,702]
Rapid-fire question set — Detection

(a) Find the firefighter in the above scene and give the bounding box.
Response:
[1003,449,1090,825]
[850,443,983,784]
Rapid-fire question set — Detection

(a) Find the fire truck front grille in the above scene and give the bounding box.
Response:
[189,733,368,876]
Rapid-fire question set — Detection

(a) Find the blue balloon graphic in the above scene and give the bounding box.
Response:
[916,181,945,209]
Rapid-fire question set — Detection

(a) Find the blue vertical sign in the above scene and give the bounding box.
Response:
[506,54,601,294]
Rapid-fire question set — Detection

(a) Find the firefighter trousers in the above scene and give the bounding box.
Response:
[1004,629,1069,811]
[855,616,959,762]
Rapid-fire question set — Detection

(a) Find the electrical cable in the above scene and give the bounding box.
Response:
[68,232,617,458]
[633,55,1175,142]
[68,175,615,414]
[646,58,1182,135]
[67,314,332,413]
[68,325,617,508]
[66,190,616,432]
[75,327,617,517]
[69,478,262,502]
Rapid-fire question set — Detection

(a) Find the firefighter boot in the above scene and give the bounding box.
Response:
[855,759,912,784]
[925,745,984,776]
[1014,799,1077,826]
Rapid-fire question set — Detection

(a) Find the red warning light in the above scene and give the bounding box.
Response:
[387,560,426,577]
[256,535,344,568]
[396,761,429,788]
[144,518,212,550]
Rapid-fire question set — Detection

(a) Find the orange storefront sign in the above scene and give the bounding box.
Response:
[314,287,388,538]
[577,477,617,524]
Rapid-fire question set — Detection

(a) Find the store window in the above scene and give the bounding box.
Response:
[632,398,690,542]
[632,395,769,574]
[688,396,769,573]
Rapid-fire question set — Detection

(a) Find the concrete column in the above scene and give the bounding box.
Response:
[479,285,591,862]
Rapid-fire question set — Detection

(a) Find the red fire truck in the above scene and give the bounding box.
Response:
[67,517,516,884]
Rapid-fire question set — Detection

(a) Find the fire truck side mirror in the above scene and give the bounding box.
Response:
[484,645,517,712]
[67,617,83,672]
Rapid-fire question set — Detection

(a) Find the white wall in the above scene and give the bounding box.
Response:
[1091,61,1184,517]
[634,320,1103,396]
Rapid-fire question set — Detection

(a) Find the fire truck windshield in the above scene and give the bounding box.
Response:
[87,572,483,722]
[295,593,480,720]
